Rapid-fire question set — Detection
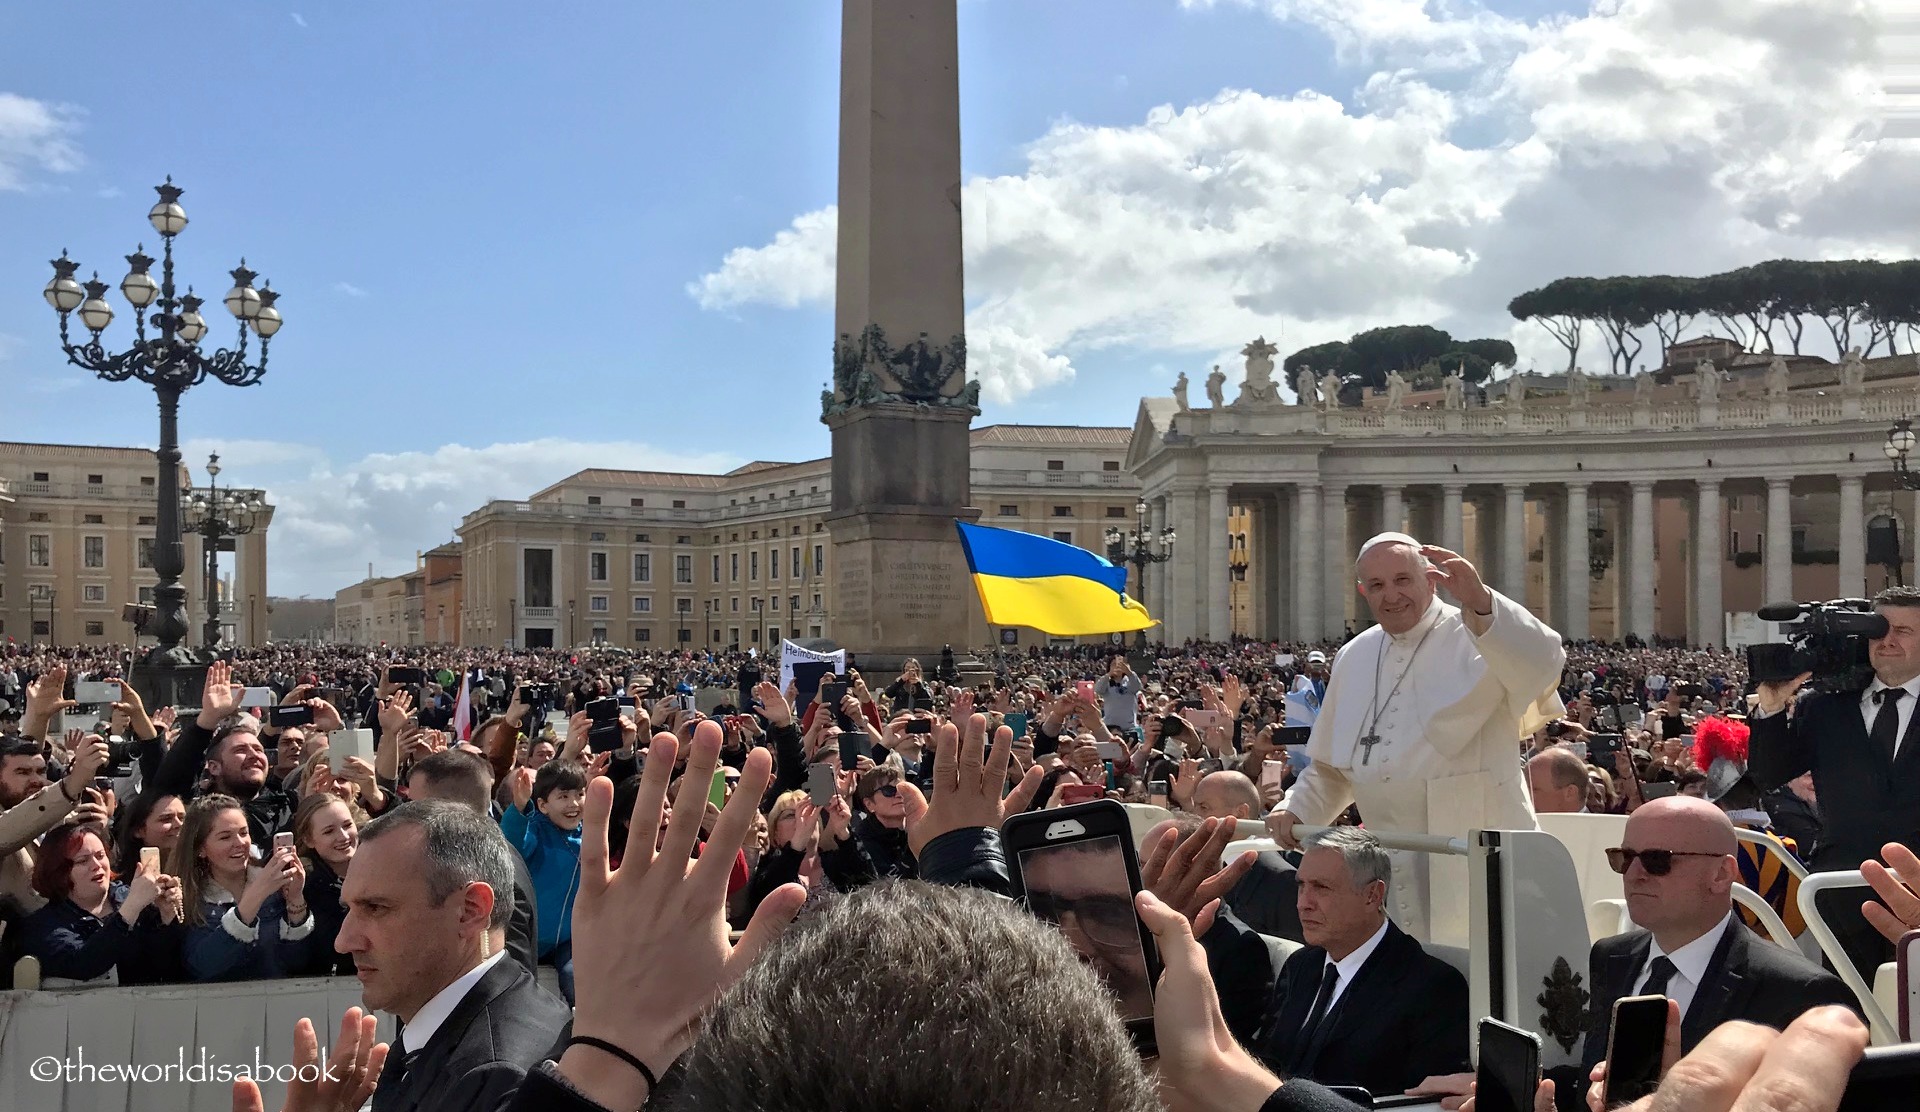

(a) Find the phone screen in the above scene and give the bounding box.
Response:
[709,768,730,811]
[1017,834,1155,1024]
[1605,995,1667,1105]
[1474,1019,1540,1112]
[805,763,838,808]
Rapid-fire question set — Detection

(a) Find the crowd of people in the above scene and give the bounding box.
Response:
[0,568,1912,1112]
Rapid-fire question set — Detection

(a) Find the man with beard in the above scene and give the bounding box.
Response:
[0,732,109,916]
[142,661,317,852]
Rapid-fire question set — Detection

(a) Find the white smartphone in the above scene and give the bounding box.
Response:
[239,687,276,707]
[75,680,122,705]
[1900,929,1920,1042]
[329,728,374,776]
[1260,759,1289,790]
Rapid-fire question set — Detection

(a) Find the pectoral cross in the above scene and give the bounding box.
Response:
[1359,733,1381,765]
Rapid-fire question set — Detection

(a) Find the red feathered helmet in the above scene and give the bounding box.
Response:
[1693,715,1750,770]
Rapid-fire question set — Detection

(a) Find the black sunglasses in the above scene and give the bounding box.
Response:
[874,784,900,798]
[1606,847,1724,876]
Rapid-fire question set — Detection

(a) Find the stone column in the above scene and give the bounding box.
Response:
[1629,481,1656,642]
[1263,493,1287,640]
[1765,478,1794,605]
[1502,485,1528,604]
[1323,484,1350,638]
[1696,478,1724,646]
[1563,482,1590,641]
[1293,483,1321,642]
[1544,494,1567,629]
[1208,486,1231,641]
[1381,485,1404,536]
[1441,483,1466,556]
[1839,475,1866,599]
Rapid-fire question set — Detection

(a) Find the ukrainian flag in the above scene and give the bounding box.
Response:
[955,521,1157,636]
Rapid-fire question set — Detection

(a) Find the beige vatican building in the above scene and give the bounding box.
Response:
[449,425,1142,650]
[0,442,272,647]
[1129,348,1920,647]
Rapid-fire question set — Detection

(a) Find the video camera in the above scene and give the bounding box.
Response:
[1746,599,1889,693]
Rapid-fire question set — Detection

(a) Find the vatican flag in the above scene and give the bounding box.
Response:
[955,521,1157,637]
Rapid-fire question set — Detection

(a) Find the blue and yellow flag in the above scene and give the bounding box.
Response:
[955,521,1156,636]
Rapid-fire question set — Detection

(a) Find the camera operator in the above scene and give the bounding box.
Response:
[1750,585,1920,981]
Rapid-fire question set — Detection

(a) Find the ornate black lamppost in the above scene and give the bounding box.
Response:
[44,179,282,706]
[1105,498,1176,649]
[1887,420,1920,491]
[182,452,263,649]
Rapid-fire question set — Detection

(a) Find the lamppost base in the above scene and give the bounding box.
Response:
[129,644,212,715]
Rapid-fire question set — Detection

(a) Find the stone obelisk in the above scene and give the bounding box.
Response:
[820,0,981,660]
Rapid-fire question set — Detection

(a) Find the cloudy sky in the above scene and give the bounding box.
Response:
[0,0,1912,597]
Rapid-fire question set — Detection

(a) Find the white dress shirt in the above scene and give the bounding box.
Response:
[1630,911,1734,1022]
[402,950,505,1053]
[1860,677,1920,755]
[1321,916,1392,1012]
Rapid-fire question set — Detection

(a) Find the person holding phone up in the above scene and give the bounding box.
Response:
[18,820,186,986]
[173,795,316,982]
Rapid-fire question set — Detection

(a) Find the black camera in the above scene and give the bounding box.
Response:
[1746,599,1889,693]
[105,737,140,779]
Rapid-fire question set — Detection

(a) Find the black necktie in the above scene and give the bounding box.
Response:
[1291,963,1341,1068]
[1873,688,1906,763]
[1641,955,1678,998]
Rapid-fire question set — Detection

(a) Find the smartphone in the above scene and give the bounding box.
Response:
[1004,711,1030,740]
[1095,741,1127,762]
[75,680,121,705]
[1002,800,1160,1053]
[1260,759,1289,790]
[1274,725,1313,746]
[1842,1044,1920,1111]
[1899,929,1920,1042]
[838,727,864,772]
[239,687,276,707]
[806,762,838,808]
[387,667,426,687]
[329,728,374,776]
[1641,781,1679,800]
[269,704,314,728]
[906,716,934,736]
[1058,783,1107,806]
[1147,780,1170,808]
[584,697,623,753]
[1075,680,1098,702]
[91,776,115,796]
[708,768,730,811]
[140,846,161,874]
[1474,1018,1541,1112]
[616,695,636,708]
[273,831,296,854]
[1587,733,1623,767]
[1186,709,1221,736]
[1604,995,1668,1106]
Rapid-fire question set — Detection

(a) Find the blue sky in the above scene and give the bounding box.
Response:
[0,0,1907,595]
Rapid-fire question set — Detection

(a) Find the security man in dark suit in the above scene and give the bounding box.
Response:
[1581,796,1859,1080]
[337,801,572,1112]
[1749,585,1920,980]
[404,750,541,977]
[1202,825,1470,1098]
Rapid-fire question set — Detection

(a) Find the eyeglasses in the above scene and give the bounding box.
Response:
[1605,847,1725,876]
[1025,890,1141,947]
[874,784,900,798]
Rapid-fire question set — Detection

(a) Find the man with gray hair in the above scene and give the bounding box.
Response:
[1268,532,1565,944]
[1208,826,1471,1099]
[338,801,571,1112]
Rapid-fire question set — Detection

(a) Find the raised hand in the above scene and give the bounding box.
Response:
[906,721,1044,859]
[753,680,792,728]
[198,661,244,728]
[510,766,536,810]
[1421,545,1492,614]
[230,1008,386,1112]
[1142,817,1257,937]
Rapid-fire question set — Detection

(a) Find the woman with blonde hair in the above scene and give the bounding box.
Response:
[744,787,874,918]
[292,791,369,975]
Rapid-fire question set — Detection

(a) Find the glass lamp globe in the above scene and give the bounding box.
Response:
[120,269,160,309]
[44,274,84,313]
[224,283,260,320]
[1886,441,1903,461]
[177,307,208,344]
[1895,427,1918,455]
[78,294,114,333]
[250,303,282,337]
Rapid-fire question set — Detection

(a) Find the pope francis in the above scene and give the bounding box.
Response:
[1267,533,1565,945]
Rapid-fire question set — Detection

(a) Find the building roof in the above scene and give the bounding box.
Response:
[423,541,462,558]
[0,441,158,459]
[970,424,1131,446]
[1668,336,1741,349]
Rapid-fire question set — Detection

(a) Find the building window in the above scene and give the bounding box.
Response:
[138,537,155,569]
[771,549,781,579]
[524,548,555,608]
[1052,506,1072,517]
[138,586,154,604]
[33,621,50,637]
[84,584,106,602]
[29,535,51,567]
[1046,460,1065,471]
[635,628,651,643]
[83,513,104,524]
[28,511,49,522]
[771,595,780,611]
[633,553,652,582]
[1106,506,1127,518]
[589,552,609,581]
[731,553,740,582]
[813,545,825,576]
[87,474,103,485]
[676,554,694,584]
[1053,531,1074,544]
[139,476,154,487]
[32,471,49,482]
[790,595,800,613]
[677,597,692,614]
[632,596,652,613]
[1729,532,1740,558]
[677,535,690,545]
[731,597,740,613]
[631,498,645,508]
[138,515,155,526]
[999,505,1019,516]
[1103,461,1121,472]
[85,622,104,637]
[589,532,607,542]
[750,552,759,581]
[633,533,651,543]
[590,595,610,613]
[673,500,686,509]
[587,496,602,505]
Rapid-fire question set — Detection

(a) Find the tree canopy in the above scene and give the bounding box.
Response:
[1283,326,1516,390]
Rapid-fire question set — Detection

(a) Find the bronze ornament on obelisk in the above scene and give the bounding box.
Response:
[821,0,982,660]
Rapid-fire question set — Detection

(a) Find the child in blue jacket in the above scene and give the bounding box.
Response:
[500,759,584,1003]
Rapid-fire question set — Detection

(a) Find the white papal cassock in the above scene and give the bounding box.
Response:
[1280,589,1565,947]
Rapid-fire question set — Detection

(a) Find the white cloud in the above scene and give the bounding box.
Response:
[189,438,741,597]
[0,93,83,190]
[694,0,1911,397]
[332,281,368,297]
